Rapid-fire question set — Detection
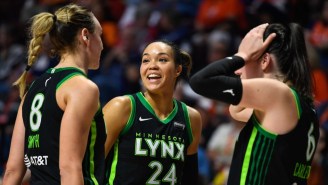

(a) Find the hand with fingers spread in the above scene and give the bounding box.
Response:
[235,23,276,63]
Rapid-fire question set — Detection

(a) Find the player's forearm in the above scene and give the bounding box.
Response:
[3,168,25,185]
[189,56,245,105]
[60,164,84,185]
[60,171,84,185]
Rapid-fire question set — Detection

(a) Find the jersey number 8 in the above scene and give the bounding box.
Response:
[30,93,45,131]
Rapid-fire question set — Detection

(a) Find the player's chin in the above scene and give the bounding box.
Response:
[144,85,163,94]
[89,64,100,70]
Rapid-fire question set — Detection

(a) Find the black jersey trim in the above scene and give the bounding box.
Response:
[136,92,178,124]
[181,102,193,143]
[121,95,136,136]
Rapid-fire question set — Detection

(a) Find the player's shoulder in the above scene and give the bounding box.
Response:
[103,95,132,112]
[68,75,98,91]
[185,105,200,117]
[183,104,202,128]
[59,76,99,102]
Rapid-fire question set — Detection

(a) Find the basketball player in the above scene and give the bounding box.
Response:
[103,40,202,185]
[190,23,320,185]
[3,4,106,185]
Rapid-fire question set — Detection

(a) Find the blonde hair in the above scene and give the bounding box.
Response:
[14,3,95,98]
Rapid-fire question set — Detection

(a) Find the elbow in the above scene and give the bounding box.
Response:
[189,74,210,97]
[189,75,204,94]
[59,162,82,179]
[3,167,26,184]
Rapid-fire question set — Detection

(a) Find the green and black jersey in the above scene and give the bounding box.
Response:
[105,92,193,185]
[22,67,106,185]
[227,89,320,185]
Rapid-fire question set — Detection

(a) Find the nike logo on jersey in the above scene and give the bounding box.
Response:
[222,89,235,96]
[139,117,152,122]
[45,77,51,87]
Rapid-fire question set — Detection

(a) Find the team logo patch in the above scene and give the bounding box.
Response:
[174,121,185,130]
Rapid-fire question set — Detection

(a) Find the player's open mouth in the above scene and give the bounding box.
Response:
[147,73,161,80]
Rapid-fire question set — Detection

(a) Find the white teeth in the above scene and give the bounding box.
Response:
[148,74,160,78]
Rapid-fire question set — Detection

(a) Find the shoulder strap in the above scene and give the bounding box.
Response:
[120,94,136,136]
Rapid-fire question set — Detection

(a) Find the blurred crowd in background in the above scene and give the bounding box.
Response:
[0,0,328,184]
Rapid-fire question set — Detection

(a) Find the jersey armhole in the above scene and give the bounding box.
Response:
[290,88,302,119]
[56,72,85,90]
[94,103,102,117]
[181,102,193,144]
[120,95,136,136]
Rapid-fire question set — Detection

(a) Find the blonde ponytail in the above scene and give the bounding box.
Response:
[14,4,95,99]
[14,12,55,98]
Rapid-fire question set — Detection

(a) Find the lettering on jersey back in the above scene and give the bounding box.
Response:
[28,134,40,149]
[293,162,311,179]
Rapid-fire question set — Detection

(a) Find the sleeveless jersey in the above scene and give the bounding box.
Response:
[227,89,320,185]
[22,67,107,185]
[105,92,193,185]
